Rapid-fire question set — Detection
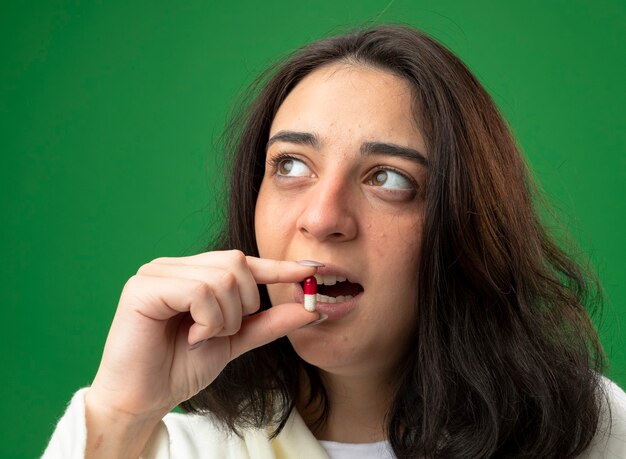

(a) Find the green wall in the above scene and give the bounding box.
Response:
[1,2,624,457]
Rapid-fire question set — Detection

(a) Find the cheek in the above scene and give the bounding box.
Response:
[374,218,422,308]
[255,185,301,258]
[373,230,389,261]
[255,186,280,257]
[373,217,422,271]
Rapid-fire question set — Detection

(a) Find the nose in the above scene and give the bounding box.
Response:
[296,178,358,243]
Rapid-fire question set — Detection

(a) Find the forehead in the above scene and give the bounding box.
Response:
[269,63,425,153]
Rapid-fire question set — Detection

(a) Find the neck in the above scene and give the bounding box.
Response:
[298,369,395,443]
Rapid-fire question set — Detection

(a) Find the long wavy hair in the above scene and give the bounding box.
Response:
[181,24,606,458]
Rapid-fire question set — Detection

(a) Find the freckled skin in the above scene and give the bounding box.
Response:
[254,64,427,379]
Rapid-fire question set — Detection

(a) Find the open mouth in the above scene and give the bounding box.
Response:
[301,274,364,303]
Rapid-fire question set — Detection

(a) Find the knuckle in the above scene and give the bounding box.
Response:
[251,290,261,308]
[190,280,213,300]
[219,271,237,290]
[228,250,247,266]
[195,309,225,336]
[222,316,243,336]
[150,256,170,264]
[136,263,152,275]
[123,274,142,291]
[244,289,262,313]
[212,312,226,331]
[120,275,150,307]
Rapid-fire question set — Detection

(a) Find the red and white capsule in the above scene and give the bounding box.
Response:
[303,276,317,312]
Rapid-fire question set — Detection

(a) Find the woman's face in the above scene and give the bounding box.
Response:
[255,63,428,379]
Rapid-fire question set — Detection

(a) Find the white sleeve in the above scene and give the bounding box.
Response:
[41,388,172,459]
[41,388,89,459]
[601,378,626,457]
[582,377,626,458]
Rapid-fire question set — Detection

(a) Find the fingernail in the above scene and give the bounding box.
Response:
[297,260,325,267]
[299,313,328,329]
[189,339,208,351]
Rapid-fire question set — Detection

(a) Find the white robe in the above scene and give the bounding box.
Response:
[43,378,626,458]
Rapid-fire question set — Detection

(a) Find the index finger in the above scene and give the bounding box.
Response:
[245,257,320,284]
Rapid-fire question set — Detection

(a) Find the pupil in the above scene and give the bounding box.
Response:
[374,170,387,185]
[279,160,293,174]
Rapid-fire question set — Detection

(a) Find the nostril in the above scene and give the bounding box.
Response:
[296,208,357,242]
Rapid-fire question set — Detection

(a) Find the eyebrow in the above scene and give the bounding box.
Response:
[266,131,320,150]
[360,142,428,167]
[266,130,428,168]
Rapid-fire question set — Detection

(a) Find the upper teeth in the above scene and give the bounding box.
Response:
[314,274,347,285]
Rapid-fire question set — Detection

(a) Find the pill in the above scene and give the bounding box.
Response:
[303,276,317,312]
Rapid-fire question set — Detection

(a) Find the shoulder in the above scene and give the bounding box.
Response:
[157,408,329,458]
[43,389,327,458]
[580,376,626,458]
[156,411,249,457]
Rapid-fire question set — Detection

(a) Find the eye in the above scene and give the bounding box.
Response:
[368,168,414,190]
[275,156,311,177]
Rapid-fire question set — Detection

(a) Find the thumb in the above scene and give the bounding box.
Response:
[229,303,320,360]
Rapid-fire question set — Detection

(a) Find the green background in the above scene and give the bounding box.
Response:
[1,1,624,457]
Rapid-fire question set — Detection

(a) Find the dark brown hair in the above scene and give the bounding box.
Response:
[181,24,606,458]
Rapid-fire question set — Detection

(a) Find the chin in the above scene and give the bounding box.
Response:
[287,329,363,374]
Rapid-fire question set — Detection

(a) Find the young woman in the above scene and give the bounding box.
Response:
[45,25,626,458]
